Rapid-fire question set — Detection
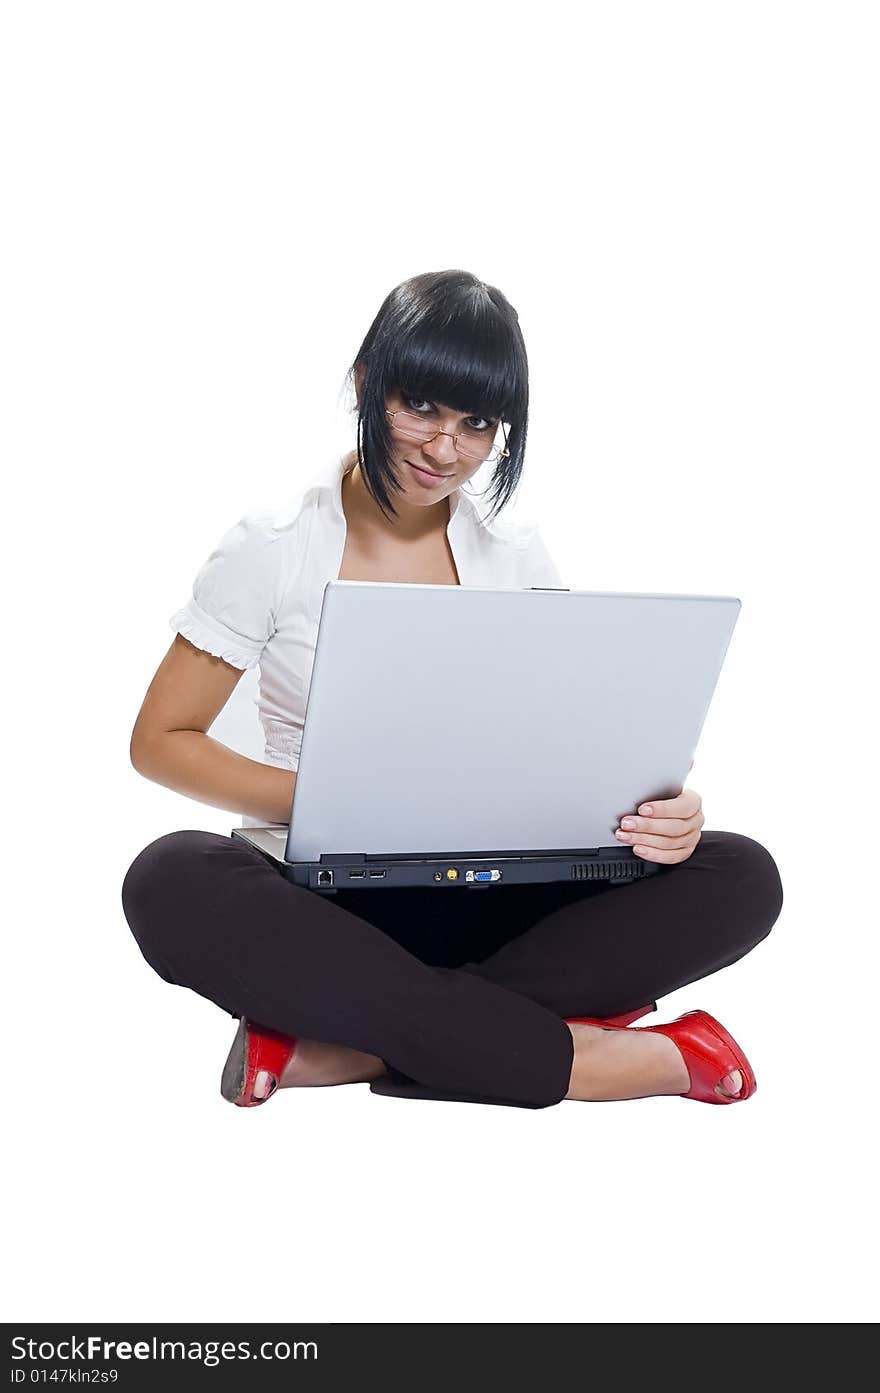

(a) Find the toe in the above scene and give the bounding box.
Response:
[252,1069,274,1100]
[716,1068,743,1099]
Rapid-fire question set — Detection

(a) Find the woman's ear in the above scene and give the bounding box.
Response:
[354,361,366,410]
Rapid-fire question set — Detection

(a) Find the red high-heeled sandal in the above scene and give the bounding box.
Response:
[220,1017,298,1107]
[565,1008,757,1104]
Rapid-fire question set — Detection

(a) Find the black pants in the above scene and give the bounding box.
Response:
[120,829,783,1109]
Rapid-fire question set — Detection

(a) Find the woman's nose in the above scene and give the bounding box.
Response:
[421,429,460,468]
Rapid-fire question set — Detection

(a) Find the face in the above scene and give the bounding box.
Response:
[384,389,500,502]
[354,365,501,508]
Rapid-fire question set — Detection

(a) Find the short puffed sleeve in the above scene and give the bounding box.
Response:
[168,513,288,670]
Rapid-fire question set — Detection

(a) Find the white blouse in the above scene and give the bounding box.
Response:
[169,453,564,800]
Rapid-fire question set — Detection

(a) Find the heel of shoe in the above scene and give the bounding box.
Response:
[565,1001,657,1029]
[220,1016,298,1108]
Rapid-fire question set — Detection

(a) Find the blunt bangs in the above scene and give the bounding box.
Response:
[347,270,529,524]
[387,314,519,424]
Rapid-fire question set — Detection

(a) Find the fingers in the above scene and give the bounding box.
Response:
[617,809,704,841]
[631,830,702,862]
[615,789,704,858]
[638,788,702,819]
[622,814,702,836]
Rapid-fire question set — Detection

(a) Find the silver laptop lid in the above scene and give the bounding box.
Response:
[285,583,740,862]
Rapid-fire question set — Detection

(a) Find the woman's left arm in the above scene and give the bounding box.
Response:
[613,760,705,865]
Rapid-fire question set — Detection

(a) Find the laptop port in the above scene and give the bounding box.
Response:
[368,870,386,878]
[317,870,334,886]
[348,869,366,879]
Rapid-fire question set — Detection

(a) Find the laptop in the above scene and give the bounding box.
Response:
[232,581,740,893]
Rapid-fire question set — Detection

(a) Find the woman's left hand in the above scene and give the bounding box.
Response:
[614,782,704,865]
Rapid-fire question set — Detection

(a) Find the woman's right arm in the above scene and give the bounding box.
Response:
[129,634,296,825]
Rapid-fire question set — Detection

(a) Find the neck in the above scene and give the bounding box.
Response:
[342,450,451,543]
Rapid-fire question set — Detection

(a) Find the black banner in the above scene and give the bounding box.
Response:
[3,1323,632,1387]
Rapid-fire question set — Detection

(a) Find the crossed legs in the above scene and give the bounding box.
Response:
[121,830,783,1107]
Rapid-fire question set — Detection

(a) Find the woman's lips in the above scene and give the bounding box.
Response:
[408,461,452,487]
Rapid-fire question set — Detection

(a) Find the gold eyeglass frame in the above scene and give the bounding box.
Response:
[385,408,510,465]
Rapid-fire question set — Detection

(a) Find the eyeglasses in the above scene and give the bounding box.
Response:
[385,408,509,465]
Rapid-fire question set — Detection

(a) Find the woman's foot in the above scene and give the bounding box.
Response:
[564,1021,743,1102]
[251,1038,387,1100]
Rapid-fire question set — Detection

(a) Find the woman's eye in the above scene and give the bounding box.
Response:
[403,394,494,431]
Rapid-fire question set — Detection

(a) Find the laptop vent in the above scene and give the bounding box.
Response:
[571,860,639,882]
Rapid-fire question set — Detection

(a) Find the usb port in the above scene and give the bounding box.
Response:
[348,870,366,879]
[368,870,386,879]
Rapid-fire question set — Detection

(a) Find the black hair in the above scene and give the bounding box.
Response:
[346,269,529,524]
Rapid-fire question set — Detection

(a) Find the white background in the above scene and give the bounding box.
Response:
[3,1,877,1324]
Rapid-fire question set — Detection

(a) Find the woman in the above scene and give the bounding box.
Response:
[122,269,783,1111]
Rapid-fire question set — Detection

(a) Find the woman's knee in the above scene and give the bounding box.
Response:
[121,829,227,977]
[699,830,784,943]
[122,830,220,912]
